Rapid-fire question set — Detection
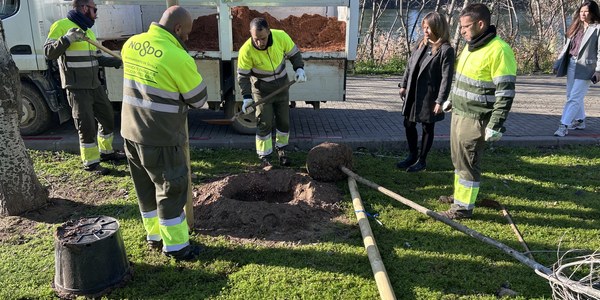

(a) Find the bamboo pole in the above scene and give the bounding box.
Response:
[348,177,396,300]
[340,166,552,276]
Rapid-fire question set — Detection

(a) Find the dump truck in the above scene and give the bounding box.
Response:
[1,0,359,135]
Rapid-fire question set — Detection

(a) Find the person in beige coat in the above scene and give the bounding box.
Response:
[554,0,600,137]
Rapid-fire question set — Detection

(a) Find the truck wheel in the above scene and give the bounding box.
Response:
[224,99,256,135]
[19,83,53,136]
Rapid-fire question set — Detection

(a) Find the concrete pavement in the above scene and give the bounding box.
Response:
[23,75,600,152]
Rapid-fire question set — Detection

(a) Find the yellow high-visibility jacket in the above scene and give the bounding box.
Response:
[451,36,517,132]
[120,23,207,146]
[237,29,303,98]
[44,18,120,89]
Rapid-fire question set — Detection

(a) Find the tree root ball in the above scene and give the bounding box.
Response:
[306,142,353,182]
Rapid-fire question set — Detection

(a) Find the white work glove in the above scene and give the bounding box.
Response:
[64,28,85,44]
[442,100,452,112]
[242,98,254,114]
[295,68,307,83]
[484,127,503,142]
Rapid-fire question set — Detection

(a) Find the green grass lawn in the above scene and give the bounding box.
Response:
[1,145,599,299]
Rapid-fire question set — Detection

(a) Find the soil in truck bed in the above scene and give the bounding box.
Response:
[103,6,346,52]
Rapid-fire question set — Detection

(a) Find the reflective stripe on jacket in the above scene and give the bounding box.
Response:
[237,29,303,98]
[120,23,208,146]
[44,18,102,89]
[451,36,517,132]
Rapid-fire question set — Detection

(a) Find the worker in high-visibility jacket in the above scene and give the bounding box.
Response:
[237,17,307,167]
[120,6,207,261]
[438,3,517,219]
[44,0,124,175]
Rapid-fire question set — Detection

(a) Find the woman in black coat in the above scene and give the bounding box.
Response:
[397,12,455,172]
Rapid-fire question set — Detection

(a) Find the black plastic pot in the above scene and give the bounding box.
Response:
[53,216,131,298]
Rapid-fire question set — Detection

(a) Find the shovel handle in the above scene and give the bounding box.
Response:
[237,80,296,118]
[83,36,122,60]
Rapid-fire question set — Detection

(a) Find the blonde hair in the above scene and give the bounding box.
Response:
[419,12,450,54]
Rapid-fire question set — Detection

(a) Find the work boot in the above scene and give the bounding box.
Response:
[396,154,417,169]
[438,195,454,204]
[147,240,163,251]
[84,162,109,176]
[276,147,291,166]
[259,155,272,168]
[164,244,201,261]
[100,150,127,162]
[406,159,426,172]
[439,204,473,220]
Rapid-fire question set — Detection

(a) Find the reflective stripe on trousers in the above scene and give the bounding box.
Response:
[80,142,100,166]
[256,133,273,156]
[453,173,479,210]
[141,209,161,242]
[275,129,289,148]
[98,132,114,154]
[141,211,189,251]
[159,213,190,252]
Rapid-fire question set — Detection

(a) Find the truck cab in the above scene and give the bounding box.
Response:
[1,0,359,135]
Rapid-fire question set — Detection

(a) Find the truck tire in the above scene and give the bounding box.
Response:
[19,83,53,136]
[224,99,256,135]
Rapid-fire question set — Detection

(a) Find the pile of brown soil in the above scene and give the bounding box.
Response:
[193,169,348,243]
[187,14,219,51]
[229,6,346,52]
[105,6,346,52]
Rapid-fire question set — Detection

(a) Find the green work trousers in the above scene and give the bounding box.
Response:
[254,78,290,157]
[124,139,189,218]
[124,139,190,251]
[66,87,115,166]
[450,114,487,210]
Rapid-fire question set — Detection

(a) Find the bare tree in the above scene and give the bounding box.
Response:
[558,0,570,44]
[451,0,471,51]
[408,0,429,47]
[379,4,402,62]
[0,20,48,216]
[521,0,574,72]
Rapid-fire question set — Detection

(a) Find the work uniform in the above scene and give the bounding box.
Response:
[45,18,121,167]
[449,31,517,212]
[237,29,304,158]
[121,23,207,253]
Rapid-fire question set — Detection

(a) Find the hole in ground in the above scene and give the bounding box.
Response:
[193,169,349,242]
[230,187,293,203]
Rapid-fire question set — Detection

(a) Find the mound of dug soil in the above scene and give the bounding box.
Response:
[193,169,347,242]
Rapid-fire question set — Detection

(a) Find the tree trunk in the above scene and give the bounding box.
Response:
[559,0,567,44]
[0,20,48,216]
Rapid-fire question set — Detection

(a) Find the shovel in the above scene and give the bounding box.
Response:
[203,80,296,125]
